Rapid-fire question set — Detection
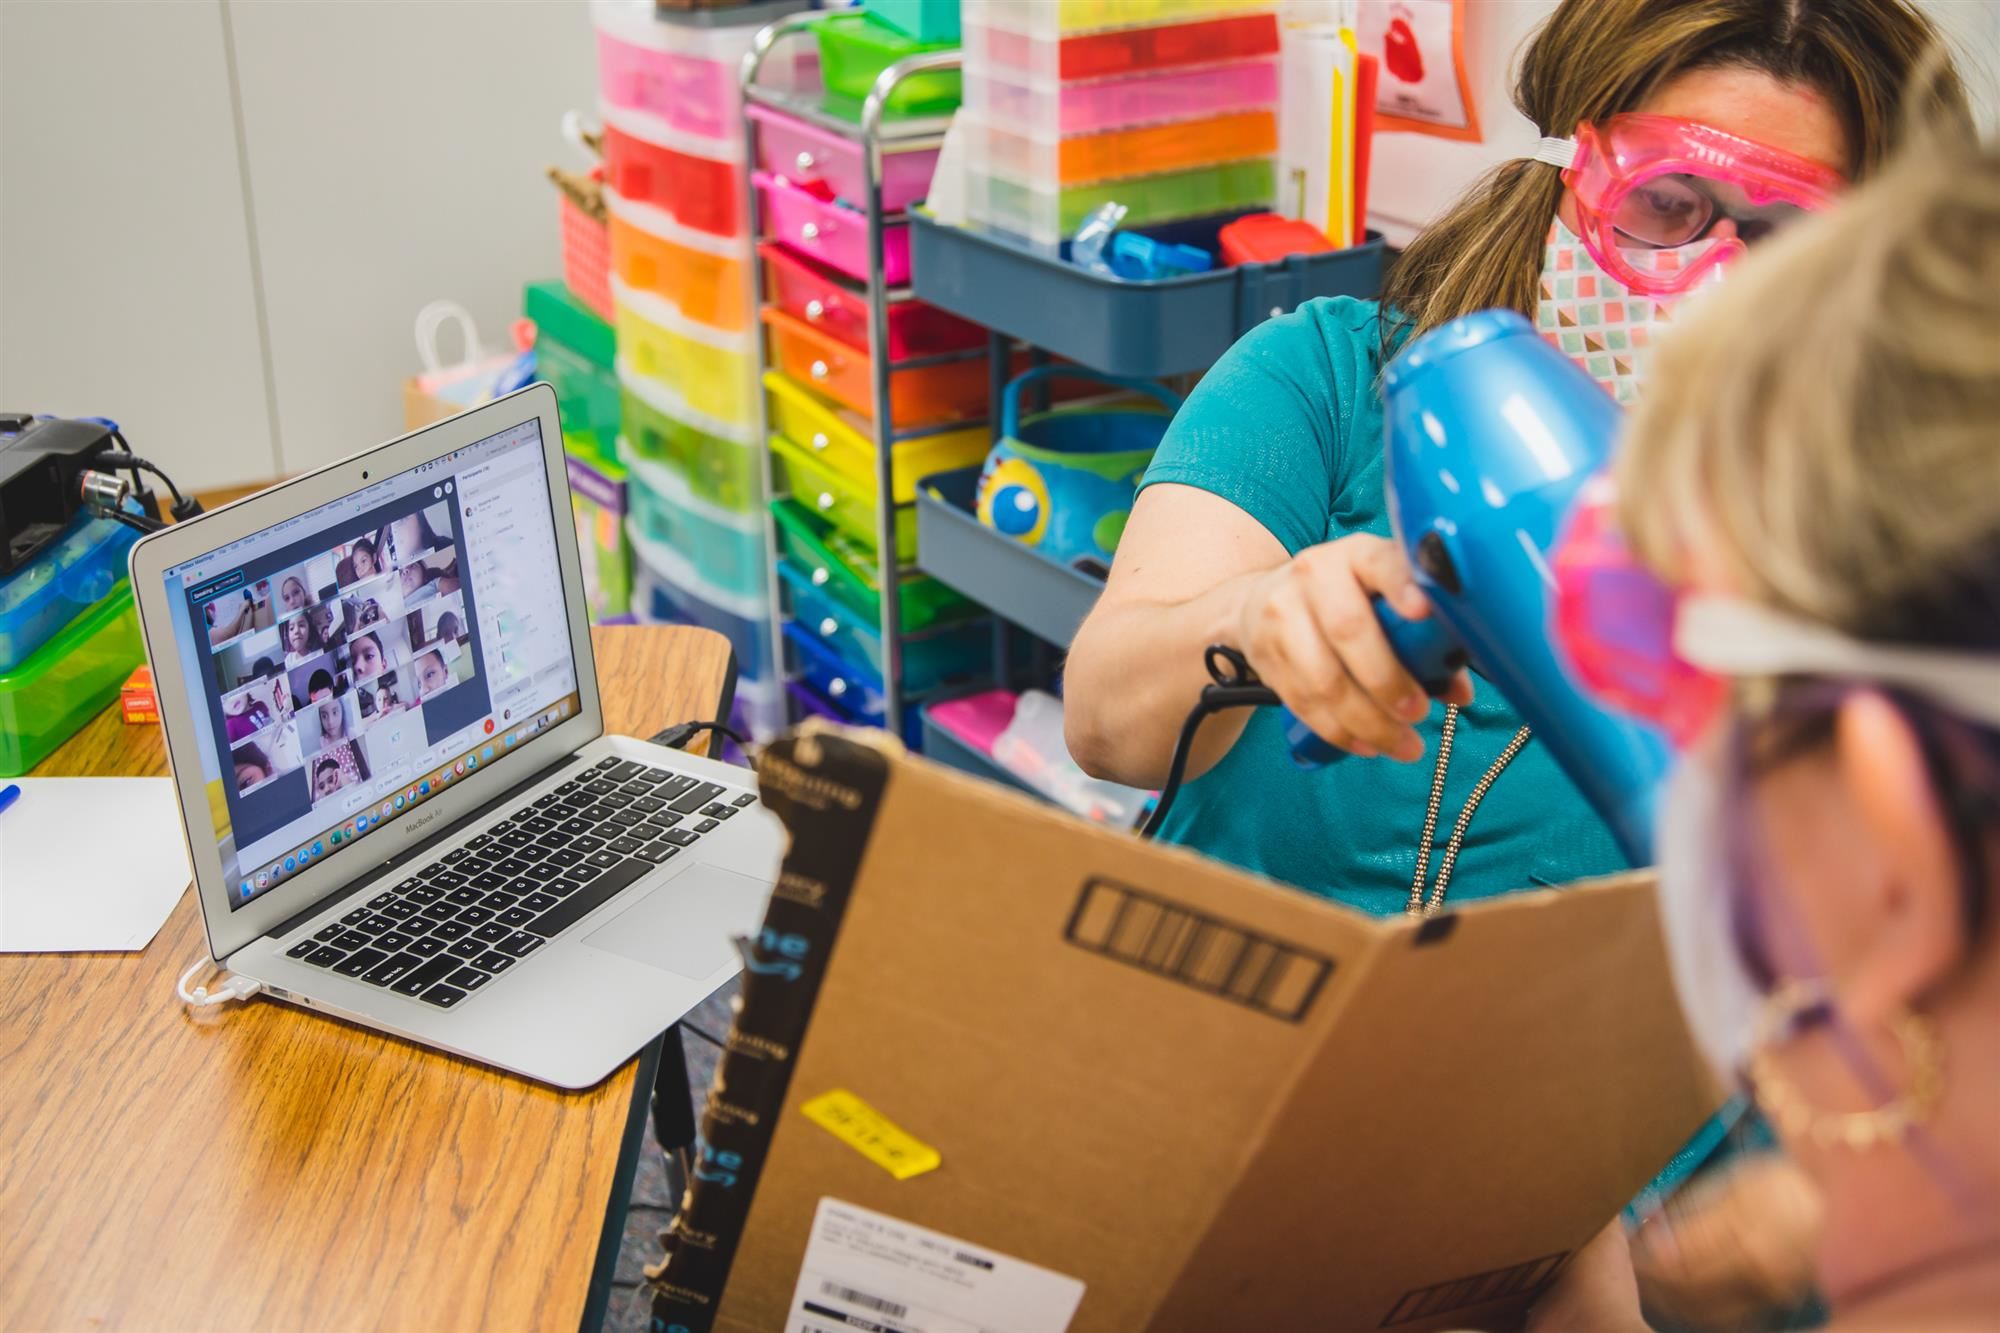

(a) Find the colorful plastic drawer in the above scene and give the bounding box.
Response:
[965,0,1272,36]
[779,560,988,692]
[0,581,144,776]
[619,370,765,514]
[566,447,632,620]
[759,242,982,360]
[787,678,845,724]
[771,500,974,633]
[968,154,1277,247]
[0,510,140,674]
[763,309,987,428]
[978,108,1278,186]
[607,194,749,333]
[755,172,909,286]
[613,281,760,430]
[537,333,624,452]
[594,9,763,141]
[965,48,1278,137]
[602,115,744,240]
[749,105,940,214]
[622,445,770,603]
[969,7,1278,79]
[769,432,916,562]
[813,11,963,116]
[784,621,888,727]
[763,371,989,504]
[628,522,774,682]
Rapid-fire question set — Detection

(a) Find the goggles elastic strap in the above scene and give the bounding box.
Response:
[1677,596,2000,732]
[1531,135,1578,169]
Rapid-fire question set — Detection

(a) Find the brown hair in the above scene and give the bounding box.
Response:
[1618,128,2000,644]
[1380,0,1970,345]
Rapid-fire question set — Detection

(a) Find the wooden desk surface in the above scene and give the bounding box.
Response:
[0,624,734,1332]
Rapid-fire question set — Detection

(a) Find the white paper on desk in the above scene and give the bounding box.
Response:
[0,778,191,952]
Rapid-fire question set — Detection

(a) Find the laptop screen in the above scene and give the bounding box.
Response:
[160,419,582,910]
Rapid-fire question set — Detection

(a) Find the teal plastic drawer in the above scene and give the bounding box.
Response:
[777,559,988,693]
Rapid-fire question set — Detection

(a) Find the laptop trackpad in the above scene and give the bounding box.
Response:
[582,865,764,979]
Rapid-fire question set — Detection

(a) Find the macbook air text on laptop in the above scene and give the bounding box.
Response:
[130,385,781,1088]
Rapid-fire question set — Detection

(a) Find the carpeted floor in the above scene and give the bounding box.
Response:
[601,977,737,1333]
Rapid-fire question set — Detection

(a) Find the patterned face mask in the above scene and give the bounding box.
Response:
[1535,216,1721,404]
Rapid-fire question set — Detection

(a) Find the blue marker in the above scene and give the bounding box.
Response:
[0,784,19,819]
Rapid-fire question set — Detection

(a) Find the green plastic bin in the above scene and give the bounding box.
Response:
[525,280,620,461]
[0,581,145,775]
[771,499,974,633]
[815,11,962,115]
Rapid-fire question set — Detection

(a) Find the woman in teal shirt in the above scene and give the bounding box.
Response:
[1067,0,1961,917]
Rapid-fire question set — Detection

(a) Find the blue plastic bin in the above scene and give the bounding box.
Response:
[910,209,1385,376]
[0,510,141,674]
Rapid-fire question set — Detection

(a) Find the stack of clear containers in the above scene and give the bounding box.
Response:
[961,0,1282,249]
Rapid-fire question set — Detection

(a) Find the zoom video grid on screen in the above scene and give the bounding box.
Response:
[169,421,583,910]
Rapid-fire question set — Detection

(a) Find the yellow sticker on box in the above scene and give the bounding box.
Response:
[801,1089,941,1181]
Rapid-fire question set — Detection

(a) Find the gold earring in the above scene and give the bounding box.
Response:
[1747,979,1945,1150]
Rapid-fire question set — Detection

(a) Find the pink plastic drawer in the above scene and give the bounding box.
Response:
[759,242,984,360]
[749,105,941,213]
[597,33,739,140]
[755,171,909,285]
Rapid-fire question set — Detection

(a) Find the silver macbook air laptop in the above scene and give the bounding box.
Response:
[130,384,781,1088]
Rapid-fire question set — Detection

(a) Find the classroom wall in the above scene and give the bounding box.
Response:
[1363,0,2000,246]
[0,0,597,492]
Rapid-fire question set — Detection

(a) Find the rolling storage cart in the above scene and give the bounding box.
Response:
[743,19,997,748]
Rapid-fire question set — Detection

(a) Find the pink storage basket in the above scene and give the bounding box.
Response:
[553,173,613,323]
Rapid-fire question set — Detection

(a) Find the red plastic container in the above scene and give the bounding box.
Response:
[760,242,984,360]
[603,122,744,239]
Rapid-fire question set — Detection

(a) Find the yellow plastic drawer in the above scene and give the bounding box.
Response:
[612,280,760,430]
[763,372,990,506]
[769,431,916,562]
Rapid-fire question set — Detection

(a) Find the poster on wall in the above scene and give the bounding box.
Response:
[1355,0,1482,142]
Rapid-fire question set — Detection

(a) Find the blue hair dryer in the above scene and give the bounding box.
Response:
[1282,310,1672,865]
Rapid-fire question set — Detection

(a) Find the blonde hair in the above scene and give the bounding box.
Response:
[1617,132,2000,640]
[1380,0,1970,344]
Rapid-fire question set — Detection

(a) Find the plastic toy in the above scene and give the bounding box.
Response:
[1282,310,1672,864]
[976,368,1180,572]
[1111,232,1213,278]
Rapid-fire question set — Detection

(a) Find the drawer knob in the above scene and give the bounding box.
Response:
[819,617,840,637]
[800,222,820,242]
[811,432,830,451]
[804,299,825,322]
[816,492,835,512]
[794,150,816,175]
[810,360,830,381]
[828,677,848,699]
[811,567,830,586]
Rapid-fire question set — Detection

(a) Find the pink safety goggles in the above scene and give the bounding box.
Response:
[1551,478,1730,746]
[1554,478,2000,748]
[1534,114,1846,297]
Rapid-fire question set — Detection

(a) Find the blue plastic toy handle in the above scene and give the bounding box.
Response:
[1283,597,1466,768]
[1000,366,1182,442]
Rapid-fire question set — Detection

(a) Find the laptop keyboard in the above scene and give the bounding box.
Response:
[281,756,756,1010]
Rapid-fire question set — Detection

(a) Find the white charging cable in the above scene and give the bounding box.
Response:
[177,958,263,1010]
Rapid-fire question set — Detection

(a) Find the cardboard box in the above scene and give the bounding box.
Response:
[654,726,1718,1333]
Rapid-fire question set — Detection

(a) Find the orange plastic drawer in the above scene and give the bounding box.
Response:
[608,196,749,332]
[761,308,990,429]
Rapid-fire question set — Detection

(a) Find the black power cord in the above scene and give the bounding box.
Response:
[1138,645,1279,839]
[649,718,750,752]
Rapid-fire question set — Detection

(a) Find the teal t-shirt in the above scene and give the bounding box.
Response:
[1140,297,1630,914]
